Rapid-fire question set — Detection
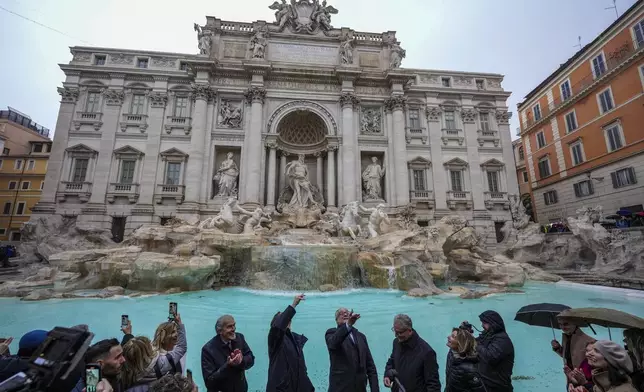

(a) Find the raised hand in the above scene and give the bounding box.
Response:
[570,368,587,385]
[292,294,305,307]
[121,320,132,335]
[173,313,183,325]
[348,312,360,326]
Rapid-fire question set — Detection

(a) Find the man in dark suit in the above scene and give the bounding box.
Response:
[326,308,379,392]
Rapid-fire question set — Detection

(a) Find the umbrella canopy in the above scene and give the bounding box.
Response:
[515,303,572,329]
[603,214,620,220]
[557,308,644,330]
[617,209,632,216]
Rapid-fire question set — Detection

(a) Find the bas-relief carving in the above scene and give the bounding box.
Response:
[213,152,239,197]
[110,54,134,64]
[487,79,502,89]
[358,52,380,68]
[362,156,385,201]
[269,0,338,34]
[151,57,177,68]
[265,80,341,93]
[419,74,440,84]
[269,43,337,65]
[454,76,473,86]
[194,23,213,56]
[360,107,382,134]
[223,41,248,58]
[73,52,91,62]
[218,99,244,128]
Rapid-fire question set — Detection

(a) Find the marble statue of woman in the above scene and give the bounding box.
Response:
[249,30,268,59]
[389,42,406,68]
[285,154,316,208]
[194,23,212,56]
[362,156,385,200]
[340,35,354,65]
[213,152,239,197]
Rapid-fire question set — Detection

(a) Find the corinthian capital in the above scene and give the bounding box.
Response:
[460,108,477,124]
[385,95,407,111]
[244,87,267,104]
[57,87,80,104]
[191,83,213,101]
[495,110,512,125]
[148,92,169,108]
[339,92,360,109]
[426,106,441,122]
[102,89,125,106]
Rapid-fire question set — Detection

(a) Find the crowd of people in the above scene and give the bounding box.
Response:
[1,294,644,392]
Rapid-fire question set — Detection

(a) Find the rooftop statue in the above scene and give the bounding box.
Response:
[269,0,338,34]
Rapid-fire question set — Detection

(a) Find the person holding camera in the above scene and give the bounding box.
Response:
[200,314,255,392]
[444,327,485,392]
[266,294,314,392]
[325,307,379,392]
[383,314,441,392]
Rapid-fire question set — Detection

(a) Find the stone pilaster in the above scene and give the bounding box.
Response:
[138,91,168,206]
[279,151,287,191]
[326,145,337,208]
[496,110,519,196]
[182,83,212,208]
[315,152,323,188]
[266,139,278,208]
[461,106,485,210]
[339,92,360,205]
[242,86,267,206]
[426,105,448,210]
[385,95,410,206]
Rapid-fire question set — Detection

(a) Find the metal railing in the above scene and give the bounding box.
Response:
[0,109,50,138]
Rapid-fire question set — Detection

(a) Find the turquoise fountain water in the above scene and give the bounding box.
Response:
[1,282,643,392]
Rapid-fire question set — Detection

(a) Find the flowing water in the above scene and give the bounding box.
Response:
[1,282,644,392]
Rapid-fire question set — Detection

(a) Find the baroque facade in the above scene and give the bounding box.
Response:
[33,1,517,241]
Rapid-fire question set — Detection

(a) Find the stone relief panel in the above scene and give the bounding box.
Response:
[217,99,244,129]
[454,76,473,86]
[360,106,383,135]
[268,42,338,65]
[419,74,440,85]
[223,41,248,59]
[358,52,380,68]
[110,54,134,65]
[151,57,177,68]
[72,52,91,62]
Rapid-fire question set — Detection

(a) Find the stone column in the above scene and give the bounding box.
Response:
[496,110,519,196]
[340,92,359,205]
[386,95,410,206]
[266,141,278,208]
[426,105,448,210]
[37,87,79,209]
[326,146,336,208]
[137,92,168,205]
[316,153,323,188]
[182,83,211,207]
[461,107,485,209]
[279,152,287,191]
[242,87,267,206]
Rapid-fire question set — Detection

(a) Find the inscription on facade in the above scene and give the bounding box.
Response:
[223,42,248,59]
[268,43,337,65]
[211,77,249,87]
[265,80,341,93]
[359,52,380,68]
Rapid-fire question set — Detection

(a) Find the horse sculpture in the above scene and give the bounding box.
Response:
[338,201,362,240]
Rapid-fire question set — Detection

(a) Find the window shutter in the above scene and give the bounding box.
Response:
[628,167,637,184]
[611,172,618,188]
[588,181,594,195]
[573,183,580,197]
[553,191,558,203]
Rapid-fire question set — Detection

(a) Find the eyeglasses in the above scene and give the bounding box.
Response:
[391,327,410,336]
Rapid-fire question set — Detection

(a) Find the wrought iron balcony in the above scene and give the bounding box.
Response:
[154,184,185,204]
[73,112,103,131]
[107,183,140,203]
[56,181,92,202]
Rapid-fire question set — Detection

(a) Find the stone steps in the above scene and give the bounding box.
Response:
[548,269,644,290]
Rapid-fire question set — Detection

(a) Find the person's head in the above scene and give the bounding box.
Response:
[371,156,378,163]
[216,315,236,341]
[122,336,156,387]
[479,310,505,333]
[149,373,194,392]
[335,308,350,325]
[392,314,413,342]
[17,330,48,358]
[623,328,644,369]
[227,152,233,159]
[298,154,305,163]
[587,341,633,385]
[449,329,477,357]
[153,322,179,352]
[86,338,125,376]
[558,320,577,335]
[446,328,458,348]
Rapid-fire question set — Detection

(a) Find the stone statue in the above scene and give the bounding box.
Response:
[213,153,239,198]
[339,34,355,65]
[339,201,362,240]
[360,107,382,134]
[285,154,318,209]
[199,197,237,231]
[359,203,390,238]
[269,0,294,30]
[509,194,530,230]
[389,42,406,68]
[193,23,212,56]
[237,204,272,234]
[218,100,243,128]
[312,0,338,31]
[362,156,385,201]
[249,29,268,59]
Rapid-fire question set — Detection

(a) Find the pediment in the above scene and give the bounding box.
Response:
[66,144,97,154]
[443,157,468,167]
[480,158,504,167]
[113,145,144,157]
[160,147,188,157]
[408,156,432,168]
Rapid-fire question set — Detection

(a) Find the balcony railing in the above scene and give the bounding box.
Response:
[154,184,185,204]
[0,109,50,138]
[410,190,434,200]
[447,190,470,199]
[521,39,644,132]
[107,183,140,203]
[405,127,427,144]
[446,190,472,209]
[477,129,500,147]
[120,113,148,132]
[57,181,92,202]
[165,116,192,134]
[73,112,103,130]
[484,191,510,209]
[441,128,464,146]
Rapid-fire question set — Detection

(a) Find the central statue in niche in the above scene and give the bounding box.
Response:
[286,154,318,208]
[276,153,325,227]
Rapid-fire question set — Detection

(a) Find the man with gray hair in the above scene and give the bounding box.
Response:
[384,314,440,392]
[201,314,255,392]
[325,307,379,392]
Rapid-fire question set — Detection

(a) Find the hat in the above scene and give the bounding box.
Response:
[18,330,48,354]
[594,340,633,374]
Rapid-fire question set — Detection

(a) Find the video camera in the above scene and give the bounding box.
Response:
[0,327,94,392]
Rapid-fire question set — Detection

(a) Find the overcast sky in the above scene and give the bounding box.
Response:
[0,0,636,139]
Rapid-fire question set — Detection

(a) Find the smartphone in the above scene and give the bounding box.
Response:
[169,302,178,320]
[85,364,101,392]
[186,369,193,385]
[121,315,129,329]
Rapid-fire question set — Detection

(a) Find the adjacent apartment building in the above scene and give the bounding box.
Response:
[517,1,644,223]
[0,108,52,241]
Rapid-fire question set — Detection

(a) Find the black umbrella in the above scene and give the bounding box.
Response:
[515,303,573,339]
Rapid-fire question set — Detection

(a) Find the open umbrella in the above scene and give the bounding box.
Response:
[515,303,573,339]
[617,209,633,216]
[557,308,644,339]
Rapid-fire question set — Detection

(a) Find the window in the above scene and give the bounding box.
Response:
[592,53,606,78]
[487,171,500,192]
[72,158,89,182]
[130,94,146,115]
[2,148,9,155]
[8,181,16,190]
[14,159,23,170]
[441,77,451,87]
[3,203,11,215]
[408,109,420,128]
[635,19,644,48]
[597,88,614,114]
[0,160,3,169]
[533,104,542,121]
[27,160,35,170]
[33,143,43,153]
[480,112,490,131]
[179,63,188,71]
[560,80,572,101]
[543,190,558,205]
[476,79,485,90]
[518,146,524,160]
[574,180,594,197]
[564,111,578,133]
[10,232,21,241]
[86,92,100,113]
[0,229,5,236]
[570,141,585,166]
[21,181,30,190]
[174,97,189,118]
[611,167,637,188]
[119,160,136,184]
[16,202,25,215]
[538,157,551,178]
[94,55,106,65]
[137,58,148,68]
[40,181,44,190]
[604,123,624,152]
[165,162,182,185]
[522,171,529,183]
[444,110,456,129]
[450,170,463,192]
[536,131,546,149]
[412,169,426,191]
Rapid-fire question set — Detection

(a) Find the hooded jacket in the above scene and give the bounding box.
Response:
[444,354,486,392]
[476,310,515,392]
